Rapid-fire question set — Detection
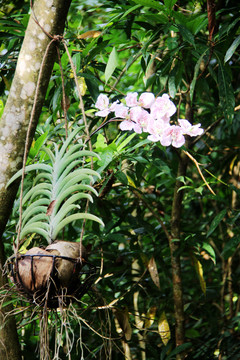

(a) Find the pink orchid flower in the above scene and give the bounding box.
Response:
[178,119,204,137]
[151,93,176,120]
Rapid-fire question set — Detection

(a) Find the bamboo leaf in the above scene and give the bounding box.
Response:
[117,133,136,152]
[207,209,227,237]
[191,255,206,295]
[105,47,119,83]
[166,343,192,358]
[113,307,132,341]
[164,0,177,11]
[190,52,206,101]
[202,242,216,264]
[224,35,240,63]
[120,4,141,19]
[216,54,235,124]
[147,256,160,289]
[29,131,49,159]
[177,24,195,47]
[158,312,171,345]
[132,0,164,11]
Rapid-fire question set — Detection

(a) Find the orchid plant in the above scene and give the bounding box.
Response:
[94,92,204,148]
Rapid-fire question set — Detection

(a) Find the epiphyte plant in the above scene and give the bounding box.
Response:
[7,126,104,244]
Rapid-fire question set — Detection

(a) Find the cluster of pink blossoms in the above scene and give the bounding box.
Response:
[94,92,204,148]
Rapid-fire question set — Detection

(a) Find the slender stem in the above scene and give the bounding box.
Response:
[56,46,68,139]
[169,96,193,358]
[170,149,188,355]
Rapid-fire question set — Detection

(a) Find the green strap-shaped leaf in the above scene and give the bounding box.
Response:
[41,146,55,164]
[57,151,100,177]
[117,133,136,152]
[53,184,98,215]
[22,183,52,205]
[216,53,235,124]
[33,172,53,184]
[58,126,84,158]
[20,222,50,242]
[22,204,48,227]
[56,169,100,196]
[190,51,207,101]
[7,164,52,187]
[56,174,94,197]
[207,209,227,238]
[50,204,80,229]
[56,159,87,184]
[23,213,48,227]
[52,192,93,222]
[52,213,104,240]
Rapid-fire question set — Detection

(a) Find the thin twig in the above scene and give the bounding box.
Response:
[56,46,68,138]
[183,150,216,195]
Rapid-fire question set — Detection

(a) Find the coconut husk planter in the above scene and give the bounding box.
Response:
[9,241,96,308]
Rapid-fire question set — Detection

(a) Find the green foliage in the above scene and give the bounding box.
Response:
[2,0,240,359]
[7,127,103,243]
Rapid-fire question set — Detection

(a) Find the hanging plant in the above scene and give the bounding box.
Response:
[7,126,103,306]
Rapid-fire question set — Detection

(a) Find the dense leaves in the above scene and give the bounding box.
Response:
[1,0,240,359]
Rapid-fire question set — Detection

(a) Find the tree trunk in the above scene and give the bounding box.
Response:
[169,98,193,359]
[0,0,72,358]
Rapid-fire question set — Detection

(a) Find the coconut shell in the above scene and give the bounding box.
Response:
[46,241,87,287]
[16,247,60,292]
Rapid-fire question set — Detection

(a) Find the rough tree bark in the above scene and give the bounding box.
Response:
[0,0,71,358]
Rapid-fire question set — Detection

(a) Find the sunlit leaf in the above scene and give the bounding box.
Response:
[191,254,206,295]
[202,242,216,264]
[158,312,171,345]
[78,30,101,39]
[148,256,160,289]
[105,47,119,83]
[113,307,132,341]
[145,306,157,328]
[19,233,36,254]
